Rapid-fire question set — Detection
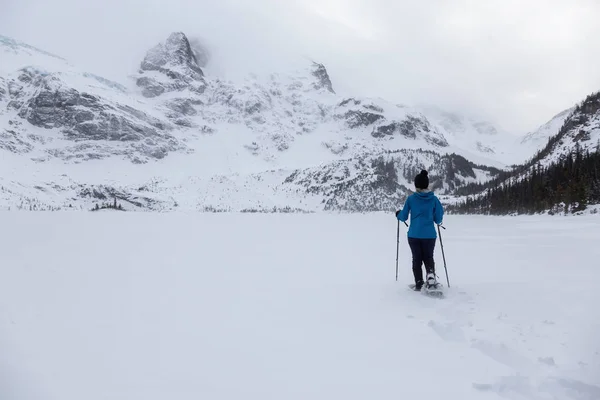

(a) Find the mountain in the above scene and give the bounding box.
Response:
[530,92,600,166]
[520,107,574,149]
[414,105,528,165]
[0,34,179,163]
[1,32,527,211]
[450,91,600,215]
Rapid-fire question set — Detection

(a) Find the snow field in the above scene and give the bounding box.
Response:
[0,213,599,400]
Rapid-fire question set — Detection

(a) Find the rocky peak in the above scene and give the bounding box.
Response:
[311,62,335,93]
[141,32,203,77]
[137,32,205,98]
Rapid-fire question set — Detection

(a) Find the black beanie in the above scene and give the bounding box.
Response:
[414,170,429,189]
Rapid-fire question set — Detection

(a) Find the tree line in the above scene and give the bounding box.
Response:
[448,143,600,215]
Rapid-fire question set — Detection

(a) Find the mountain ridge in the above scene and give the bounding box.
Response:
[0,31,588,212]
[449,90,600,214]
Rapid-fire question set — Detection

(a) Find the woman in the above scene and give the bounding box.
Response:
[395,170,444,291]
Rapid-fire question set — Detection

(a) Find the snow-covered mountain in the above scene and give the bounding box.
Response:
[520,107,574,153]
[0,32,541,211]
[447,90,600,215]
[0,35,179,163]
[531,92,600,167]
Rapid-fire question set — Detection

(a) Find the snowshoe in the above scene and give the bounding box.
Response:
[423,273,444,298]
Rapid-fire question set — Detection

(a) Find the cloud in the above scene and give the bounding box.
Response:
[2,0,599,133]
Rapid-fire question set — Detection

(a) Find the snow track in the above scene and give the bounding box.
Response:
[0,213,598,400]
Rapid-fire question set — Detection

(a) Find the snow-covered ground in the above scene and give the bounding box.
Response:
[0,213,599,400]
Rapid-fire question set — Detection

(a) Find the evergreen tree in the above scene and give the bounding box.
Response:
[448,149,600,215]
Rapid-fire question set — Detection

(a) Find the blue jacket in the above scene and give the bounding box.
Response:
[397,191,444,239]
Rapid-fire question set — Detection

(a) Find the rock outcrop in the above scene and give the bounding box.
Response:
[137,32,206,98]
[311,62,335,93]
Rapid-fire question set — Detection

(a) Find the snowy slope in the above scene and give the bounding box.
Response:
[0,213,598,400]
[520,107,574,154]
[532,91,600,167]
[416,105,527,165]
[0,35,180,163]
[446,90,600,213]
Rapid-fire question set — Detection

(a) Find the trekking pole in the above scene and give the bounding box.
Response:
[395,220,400,281]
[437,224,450,287]
[395,221,408,281]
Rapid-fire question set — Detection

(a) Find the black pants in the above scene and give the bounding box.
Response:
[408,238,436,284]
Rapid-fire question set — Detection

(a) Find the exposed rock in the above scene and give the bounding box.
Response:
[339,98,361,107]
[7,78,25,107]
[322,141,349,155]
[0,129,34,153]
[136,77,165,98]
[371,117,425,139]
[166,98,197,116]
[0,77,7,100]
[171,118,192,127]
[371,115,449,147]
[271,132,293,151]
[476,141,495,153]
[372,122,402,138]
[311,62,335,93]
[342,110,385,128]
[245,97,266,115]
[425,131,449,147]
[141,32,203,78]
[397,116,430,138]
[137,32,206,98]
[18,80,166,142]
[363,104,384,113]
[2,67,184,161]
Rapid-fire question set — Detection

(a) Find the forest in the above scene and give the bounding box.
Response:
[448,143,600,214]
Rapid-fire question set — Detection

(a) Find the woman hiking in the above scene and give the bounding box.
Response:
[395,170,444,291]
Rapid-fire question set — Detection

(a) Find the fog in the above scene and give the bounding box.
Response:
[2,0,600,133]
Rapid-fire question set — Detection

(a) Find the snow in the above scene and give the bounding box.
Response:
[0,35,70,76]
[415,104,530,166]
[0,212,598,400]
[521,108,574,150]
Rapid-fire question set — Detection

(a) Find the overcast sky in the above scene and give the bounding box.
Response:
[2,0,599,133]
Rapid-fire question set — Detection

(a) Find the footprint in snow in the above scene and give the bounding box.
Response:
[470,338,535,372]
[474,375,600,400]
[427,320,466,343]
[544,377,600,400]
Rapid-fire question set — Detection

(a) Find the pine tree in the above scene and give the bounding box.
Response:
[447,148,600,215]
